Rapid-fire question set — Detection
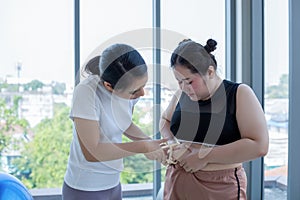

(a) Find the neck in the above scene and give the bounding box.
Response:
[202,77,223,100]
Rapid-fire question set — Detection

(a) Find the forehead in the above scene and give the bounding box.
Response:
[173,65,195,78]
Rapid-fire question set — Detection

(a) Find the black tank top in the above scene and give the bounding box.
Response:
[170,80,241,145]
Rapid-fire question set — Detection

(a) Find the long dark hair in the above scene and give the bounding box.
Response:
[83,55,101,76]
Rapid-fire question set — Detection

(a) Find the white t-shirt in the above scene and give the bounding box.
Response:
[64,75,138,191]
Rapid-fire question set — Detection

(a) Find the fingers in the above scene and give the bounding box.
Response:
[149,148,167,162]
[181,163,194,173]
[172,147,189,161]
[158,138,169,144]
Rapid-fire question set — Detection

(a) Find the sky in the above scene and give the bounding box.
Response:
[0,0,74,85]
[0,0,288,87]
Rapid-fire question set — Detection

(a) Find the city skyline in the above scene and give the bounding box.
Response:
[0,0,288,87]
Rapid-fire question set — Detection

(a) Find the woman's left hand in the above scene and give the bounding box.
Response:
[172,143,209,173]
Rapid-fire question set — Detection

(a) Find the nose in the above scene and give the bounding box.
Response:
[181,82,191,93]
[138,88,145,97]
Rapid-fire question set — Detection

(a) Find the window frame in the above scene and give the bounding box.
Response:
[73,1,300,199]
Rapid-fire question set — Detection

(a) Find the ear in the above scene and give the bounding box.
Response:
[207,66,216,79]
[103,81,113,92]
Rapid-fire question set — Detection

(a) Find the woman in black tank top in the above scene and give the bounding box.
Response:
[160,39,269,200]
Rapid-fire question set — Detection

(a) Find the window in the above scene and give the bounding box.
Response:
[263,0,289,199]
[1,1,226,196]
[0,0,73,189]
[161,0,226,91]
[80,0,154,187]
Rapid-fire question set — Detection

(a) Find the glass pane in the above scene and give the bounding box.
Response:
[0,0,73,189]
[161,0,226,92]
[160,0,225,186]
[80,0,153,186]
[264,0,289,199]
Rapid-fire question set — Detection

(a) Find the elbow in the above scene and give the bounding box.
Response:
[260,133,269,157]
[253,129,269,158]
[259,147,268,157]
[257,142,269,158]
[83,151,99,162]
[85,158,96,162]
[79,144,99,162]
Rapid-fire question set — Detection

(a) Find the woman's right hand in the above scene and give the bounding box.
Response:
[143,138,168,164]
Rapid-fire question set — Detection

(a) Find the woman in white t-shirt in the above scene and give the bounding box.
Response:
[62,43,167,200]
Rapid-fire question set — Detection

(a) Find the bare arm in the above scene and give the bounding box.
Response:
[74,118,165,162]
[204,84,269,164]
[124,122,151,141]
[159,90,181,139]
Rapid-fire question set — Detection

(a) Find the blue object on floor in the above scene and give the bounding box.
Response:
[0,172,33,200]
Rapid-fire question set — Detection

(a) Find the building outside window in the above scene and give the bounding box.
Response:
[263,0,289,199]
[0,0,294,199]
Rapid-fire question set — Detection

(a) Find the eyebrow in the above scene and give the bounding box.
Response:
[176,77,191,82]
[129,84,146,94]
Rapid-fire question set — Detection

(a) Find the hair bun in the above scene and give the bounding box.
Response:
[204,39,217,53]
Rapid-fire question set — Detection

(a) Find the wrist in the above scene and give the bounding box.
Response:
[198,146,212,162]
[140,140,149,153]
